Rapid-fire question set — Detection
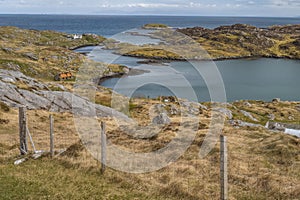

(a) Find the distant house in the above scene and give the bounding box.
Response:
[72,34,82,39]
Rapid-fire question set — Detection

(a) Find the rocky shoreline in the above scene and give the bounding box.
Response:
[107,23,300,61]
[69,23,300,64]
[75,43,300,63]
[97,68,150,84]
[121,53,300,62]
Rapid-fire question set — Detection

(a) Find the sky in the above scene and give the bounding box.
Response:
[0,0,299,17]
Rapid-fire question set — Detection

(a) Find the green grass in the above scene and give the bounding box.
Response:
[0,26,107,81]
[0,158,148,200]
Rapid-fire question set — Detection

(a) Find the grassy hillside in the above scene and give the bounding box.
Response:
[0,26,106,80]
[0,25,299,200]
[111,24,300,60]
[0,99,299,199]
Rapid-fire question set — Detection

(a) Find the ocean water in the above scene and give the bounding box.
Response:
[0,14,299,37]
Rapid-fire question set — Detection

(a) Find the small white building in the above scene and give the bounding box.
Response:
[73,34,82,39]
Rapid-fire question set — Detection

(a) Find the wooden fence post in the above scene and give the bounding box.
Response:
[49,115,54,157]
[19,107,28,155]
[101,121,107,174]
[220,135,228,200]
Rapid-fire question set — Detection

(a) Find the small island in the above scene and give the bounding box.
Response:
[142,23,169,29]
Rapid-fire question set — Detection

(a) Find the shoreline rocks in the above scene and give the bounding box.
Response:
[122,23,300,61]
[97,68,150,85]
[240,110,259,122]
[0,69,130,121]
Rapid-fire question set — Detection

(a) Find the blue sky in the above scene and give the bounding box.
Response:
[0,0,299,16]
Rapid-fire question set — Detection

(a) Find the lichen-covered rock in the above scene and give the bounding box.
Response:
[267,113,276,120]
[152,113,171,125]
[0,70,131,121]
[23,52,38,61]
[169,104,179,115]
[180,100,207,116]
[213,107,233,119]
[240,110,259,122]
[1,77,15,83]
[296,104,300,112]
[243,101,252,107]
[229,120,262,128]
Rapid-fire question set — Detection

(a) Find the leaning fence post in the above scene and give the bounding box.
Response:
[101,121,107,174]
[49,115,54,158]
[220,135,228,200]
[19,107,28,155]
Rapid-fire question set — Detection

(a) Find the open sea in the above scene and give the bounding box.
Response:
[0,14,300,37]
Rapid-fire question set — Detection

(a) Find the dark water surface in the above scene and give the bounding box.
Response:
[1,14,299,37]
[101,58,300,102]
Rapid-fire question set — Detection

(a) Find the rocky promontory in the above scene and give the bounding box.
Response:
[113,24,300,61]
[178,24,300,59]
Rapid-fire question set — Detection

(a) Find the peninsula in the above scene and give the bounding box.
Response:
[110,24,300,61]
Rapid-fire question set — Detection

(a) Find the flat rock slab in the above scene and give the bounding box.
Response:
[0,69,131,121]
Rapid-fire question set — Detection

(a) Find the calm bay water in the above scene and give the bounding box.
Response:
[100,58,300,102]
[1,14,300,101]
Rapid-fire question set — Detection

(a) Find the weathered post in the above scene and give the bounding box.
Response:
[220,135,228,200]
[19,107,28,155]
[101,121,107,174]
[49,115,54,157]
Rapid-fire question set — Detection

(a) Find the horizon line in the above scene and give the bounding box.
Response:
[0,13,299,18]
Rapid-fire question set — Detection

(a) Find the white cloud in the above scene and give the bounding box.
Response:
[128,3,180,8]
[0,0,299,16]
[189,2,202,7]
[271,0,300,6]
[98,2,220,9]
[98,3,181,8]
[226,3,242,7]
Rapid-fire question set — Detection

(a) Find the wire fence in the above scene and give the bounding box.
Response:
[21,110,79,156]
[11,108,300,199]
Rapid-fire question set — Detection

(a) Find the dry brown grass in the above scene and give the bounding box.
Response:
[0,100,299,199]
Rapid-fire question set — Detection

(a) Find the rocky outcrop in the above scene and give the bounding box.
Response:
[229,120,262,128]
[266,121,300,137]
[0,69,130,120]
[213,107,233,119]
[152,113,171,125]
[180,100,207,116]
[240,110,258,122]
[175,24,300,60]
[266,121,300,131]
[112,23,300,61]
[296,104,300,112]
[97,68,148,84]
